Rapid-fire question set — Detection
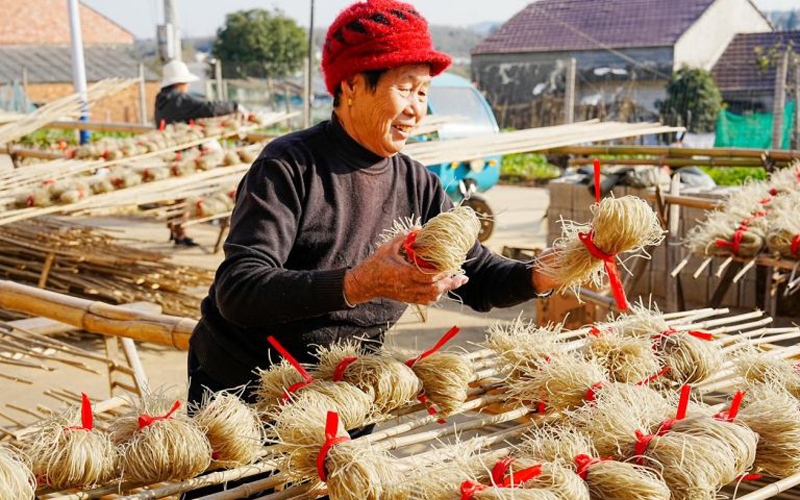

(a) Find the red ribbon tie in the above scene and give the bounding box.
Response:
[578,230,628,311]
[574,454,611,480]
[138,400,180,429]
[406,326,461,367]
[267,336,314,402]
[65,393,94,431]
[316,411,350,482]
[402,230,438,270]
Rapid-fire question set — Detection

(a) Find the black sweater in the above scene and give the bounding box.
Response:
[154,86,238,126]
[190,114,541,386]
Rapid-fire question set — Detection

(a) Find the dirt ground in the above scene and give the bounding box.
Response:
[3,185,551,413]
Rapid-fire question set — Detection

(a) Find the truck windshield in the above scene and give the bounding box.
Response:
[428,86,496,138]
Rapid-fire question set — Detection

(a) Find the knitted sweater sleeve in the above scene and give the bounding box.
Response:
[213,158,349,328]
[420,171,541,312]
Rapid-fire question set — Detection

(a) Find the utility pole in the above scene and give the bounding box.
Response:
[304,0,315,128]
[164,0,181,61]
[138,63,148,124]
[67,0,90,144]
[772,49,789,150]
[564,57,576,124]
[215,59,223,100]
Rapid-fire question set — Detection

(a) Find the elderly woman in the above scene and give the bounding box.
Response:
[188,0,559,407]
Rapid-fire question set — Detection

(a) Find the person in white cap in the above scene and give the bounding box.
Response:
[154,60,245,126]
[155,60,245,246]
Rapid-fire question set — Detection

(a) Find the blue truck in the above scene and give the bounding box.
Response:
[422,72,501,241]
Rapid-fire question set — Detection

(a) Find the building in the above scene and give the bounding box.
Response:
[712,30,800,114]
[471,0,771,128]
[0,0,160,123]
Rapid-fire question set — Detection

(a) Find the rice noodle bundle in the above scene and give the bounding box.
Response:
[254,359,308,415]
[521,426,670,500]
[474,458,589,500]
[542,196,665,295]
[314,342,422,414]
[485,317,567,374]
[192,391,264,469]
[734,349,800,399]
[0,446,35,499]
[583,332,662,384]
[400,205,481,275]
[270,409,406,500]
[738,382,800,476]
[611,304,723,385]
[507,353,608,413]
[404,351,473,416]
[765,209,800,259]
[570,384,755,500]
[26,395,116,490]
[113,396,211,483]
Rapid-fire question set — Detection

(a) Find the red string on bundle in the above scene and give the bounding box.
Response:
[574,454,611,480]
[636,366,671,386]
[634,384,691,464]
[460,480,487,499]
[491,457,517,486]
[737,473,763,481]
[791,234,800,257]
[138,400,180,429]
[158,119,165,131]
[316,411,350,482]
[267,336,314,402]
[715,226,746,256]
[655,327,713,350]
[418,394,446,424]
[406,326,461,367]
[589,325,605,337]
[593,158,601,203]
[332,356,358,382]
[714,390,745,422]
[402,230,438,270]
[578,231,629,311]
[585,382,605,402]
[65,393,93,431]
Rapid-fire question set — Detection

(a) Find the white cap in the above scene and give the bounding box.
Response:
[160,60,199,88]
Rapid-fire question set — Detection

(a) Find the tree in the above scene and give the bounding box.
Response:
[657,67,723,133]
[212,9,306,79]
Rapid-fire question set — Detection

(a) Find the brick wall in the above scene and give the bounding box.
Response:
[0,0,134,46]
[27,81,160,124]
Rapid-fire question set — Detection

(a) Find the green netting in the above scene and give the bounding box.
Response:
[715,100,796,149]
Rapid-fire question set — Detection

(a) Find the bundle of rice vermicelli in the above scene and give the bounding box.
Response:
[254,359,308,415]
[0,446,35,499]
[582,331,662,384]
[737,382,800,476]
[113,396,211,483]
[612,304,722,386]
[572,384,752,500]
[485,317,566,374]
[14,187,52,208]
[765,208,800,259]
[541,196,665,308]
[520,425,670,500]
[686,210,765,258]
[385,205,481,276]
[272,410,406,500]
[734,349,800,399]
[398,326,474,416]
[26,394,116,490]
[507,353,608,413]
[191,390,264,469]
[473,457,589,500]
[314,341,422,414]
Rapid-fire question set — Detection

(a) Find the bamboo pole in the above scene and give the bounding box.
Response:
[542,145,800,161]
[0,280,195,349]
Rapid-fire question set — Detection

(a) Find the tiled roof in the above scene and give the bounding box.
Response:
[472,0,717,55]
[0,0,134,46]
[0,46,159,84]
[712,31,800,93]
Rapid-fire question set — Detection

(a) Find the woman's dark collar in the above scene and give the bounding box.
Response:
[326,112,390,172]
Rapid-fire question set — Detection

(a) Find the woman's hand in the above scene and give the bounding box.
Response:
[530,248,560,294]
[344,234,468,306]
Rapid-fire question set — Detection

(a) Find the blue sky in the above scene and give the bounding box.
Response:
[84,0,797,39]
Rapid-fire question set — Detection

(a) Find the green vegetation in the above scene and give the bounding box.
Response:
[213,9,306,79]
[501,153,561,180]
[658,67,723,133]
[701,167,767,186]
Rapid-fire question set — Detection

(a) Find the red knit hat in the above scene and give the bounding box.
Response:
[321,0,452,95]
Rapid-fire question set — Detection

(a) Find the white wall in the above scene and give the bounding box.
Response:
[578,80,666,115]
[674,0,771,70]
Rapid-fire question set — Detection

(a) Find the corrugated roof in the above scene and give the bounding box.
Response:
[472,0,717,55]
[712,31,800,93]
[0,46,159,84]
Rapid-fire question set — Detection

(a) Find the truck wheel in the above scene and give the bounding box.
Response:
[464,197,494,242]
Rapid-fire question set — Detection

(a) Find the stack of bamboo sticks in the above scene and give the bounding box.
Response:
[0,79,137,146]
[0,218,213,317]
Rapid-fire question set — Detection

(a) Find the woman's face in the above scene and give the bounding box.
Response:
[344,64,431,157]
